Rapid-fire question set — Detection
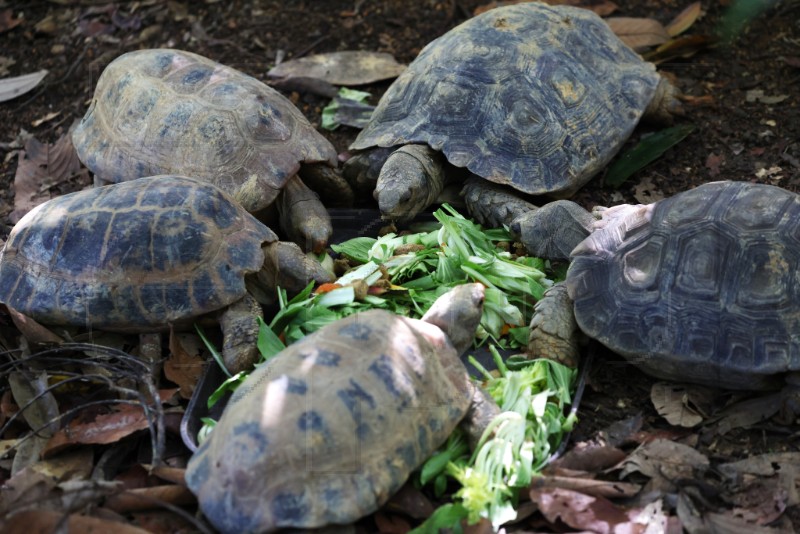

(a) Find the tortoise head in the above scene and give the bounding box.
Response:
[421,283,485,355]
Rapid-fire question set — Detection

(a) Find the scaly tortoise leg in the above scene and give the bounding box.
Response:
[220,293,263,374]
[276,174,333,255]
[528,283,581,368]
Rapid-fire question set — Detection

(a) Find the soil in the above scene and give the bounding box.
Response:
[0,0,799,532]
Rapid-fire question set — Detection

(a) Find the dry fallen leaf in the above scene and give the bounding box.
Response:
[711,391,784,435]
[0,8,23,33]
[719,452,800,481]
[2,509,150,534]
[103,485,196,513]
[5,305,64,344]
[31,110,61,128]
[383,483,435,519]
[474,0,618,17]
[706,152,725,177]
[43,389,177,456]
[9,370,60,436]
[745,89,789,105]
[643,34,716,63]
[531,474,642,499]
[650,382,705,427]
[0,70,48,103]
[10,132,85,223]
[165,332,206,399]
[551,441,628,472]
[665,1,703,37]
[530,487,669,532]
[618,439,709,492]
[30,448,95,482]
[268,51,406,86]
[633,175,665,203]
[605,17,670,51]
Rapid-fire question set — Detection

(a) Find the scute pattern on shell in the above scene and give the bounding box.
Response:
[185,309,473,533]
[350,3,660,197]
[0,176,274,331]
[72,49,338,212]
[567,181,800,389]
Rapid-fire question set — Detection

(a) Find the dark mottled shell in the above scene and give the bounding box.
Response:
[567,181,800,389]
[0,176,274,331]
[186,310,472,533]
[72,49,337,212]
[350,3,660,197]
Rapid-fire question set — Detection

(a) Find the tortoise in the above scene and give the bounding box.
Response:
[185,283,500,533]
[344,3,681,224]
[0,175,333,374]
[72,48,353,254]
[528,181,800,390]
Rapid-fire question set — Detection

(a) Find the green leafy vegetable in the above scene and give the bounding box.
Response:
[199,204,576,529]
[414,348,577,531]
[321,87,374,130]
[605,124,695,188]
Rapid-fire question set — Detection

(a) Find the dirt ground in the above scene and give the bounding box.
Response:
[1,0,799,532]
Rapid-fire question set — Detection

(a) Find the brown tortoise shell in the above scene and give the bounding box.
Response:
[350,3,662,198]
[0,176,274,331]
[72,49,337,213]
[185,308,474,532]
[568,181,800,390]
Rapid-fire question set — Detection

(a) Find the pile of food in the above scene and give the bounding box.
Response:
[192,204,577,531]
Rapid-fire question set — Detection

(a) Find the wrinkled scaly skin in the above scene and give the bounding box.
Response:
[342,146,396,197]
[510,200,594,261]
[298,162,355,208]
[247,241,333,306]
[0,175,332,375]
[531,181,800,391]
[348,3,681,222]
[185,284,494,533]
[464,178,594,261]
[219,293,264,374]
[462,176,535,229]
[276,174,333,255]
[71,48,349,252]
[373,144,447,222]
[528,283,581,368]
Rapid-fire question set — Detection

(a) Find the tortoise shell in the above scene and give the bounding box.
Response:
[567,181,800,389]
[0,176,274,331]
[71,49,337,213]
[350,3,661,197]
[185,308,473,532]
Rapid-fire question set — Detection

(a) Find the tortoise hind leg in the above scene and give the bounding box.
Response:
[220,293,263,374]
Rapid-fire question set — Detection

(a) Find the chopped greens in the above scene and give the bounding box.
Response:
[198,204,576,530]
[413,349,577,531]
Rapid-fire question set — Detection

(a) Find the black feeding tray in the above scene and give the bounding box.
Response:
[180,209,588,454]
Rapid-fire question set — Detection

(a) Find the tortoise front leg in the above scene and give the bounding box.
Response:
[462,175,536,228]
[220,293,263,374]
[528,283,581,368]
[276,175,333,254]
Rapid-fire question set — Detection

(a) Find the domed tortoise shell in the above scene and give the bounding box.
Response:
[567,181,800,389]
[186,308,473,532]
[72,49,337,212]
[350,3,662,197]
[0,175,274,331]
